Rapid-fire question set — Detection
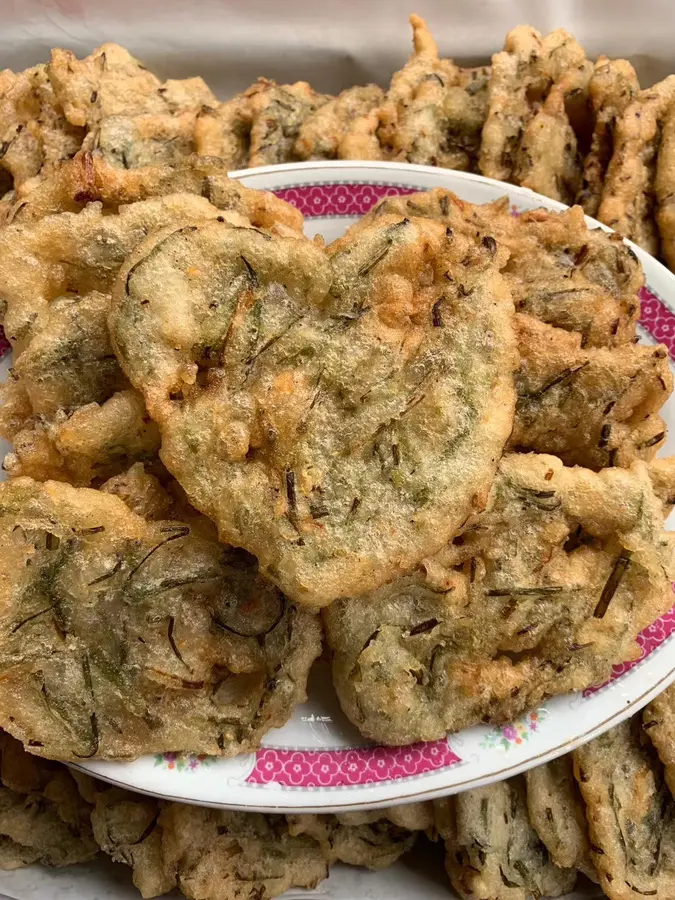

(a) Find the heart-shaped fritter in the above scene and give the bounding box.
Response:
[110,215,517,607]
[0,478,320,761]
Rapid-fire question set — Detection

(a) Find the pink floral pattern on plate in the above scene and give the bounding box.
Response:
[639,285,675,354]
[273,183,415,217]
[246,740,460,788]
[584,600,675,697]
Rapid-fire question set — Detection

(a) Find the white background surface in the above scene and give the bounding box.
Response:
[0,0,666,897]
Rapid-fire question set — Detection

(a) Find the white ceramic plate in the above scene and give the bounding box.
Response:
[3,161,675,813]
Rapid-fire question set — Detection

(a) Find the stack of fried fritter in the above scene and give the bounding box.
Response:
[0,154,673,766]
[4,15,675,269]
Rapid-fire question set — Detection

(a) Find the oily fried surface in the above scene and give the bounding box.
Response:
[0,65,84,190]
[598,76,675,255]
[644,684,675,798]
[578,57,640,217]
[0,478,321,761]
[247,78,331,166]
[82,111,199,169]
[441,66,491,172]
[525,756,597,879]
[513,314,671,469]
[294,84,385,161]
[111,215,516,607]
[0,731,97,870]
[356,190,643,347]
[443,777,577,900]
[374,16,489,170]
[49,42,215,127]
[325,453,675,744]
[574,717,675,899]
[479,26,587,184]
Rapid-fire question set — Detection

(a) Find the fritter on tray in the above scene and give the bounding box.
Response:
[525,756,597,880]
[48,43,217,173]
[92,787,420,900]
[573,716,675,900]
[577,57,640,217]
[110,213,517,607]
[353,190,661,469]
[643,683,675,798]
[325,453,675,744]
[436,778,577,900]
[513,314,671,469]
[355,191,643,347]
[294,84,385,161]
[0,65,83,193]
[598,75,675,256]
[361,16,489,172]
[0,478,321,760]
[479,26,589,191]
[0,731,97,870]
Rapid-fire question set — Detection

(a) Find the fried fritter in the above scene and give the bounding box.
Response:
[515,65,590,204]
[0,191,242,356]
[0,478,321,760]
[194,94,253,169]
[325,453,675,744]
[441,778,577,900]
[378,15,466,167]
[0,65,83,190]
[0,157,302,483]
[111,215,516,607]
[356,190,643,347]
[578,57,640,217]
[9,152,303,231]
[513,314,671,469]
[247,78,331,166]
[480,26,587,184]
[49,42,215,127]
[655,100,675,271]
[91,788,174,898]
[643,684,675,797]
[82,110,199,169]
[574,717,675,899]
[0,731,97,870]
[598,75,675,255]
[525,756,597,880]
[294,84,385,161]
